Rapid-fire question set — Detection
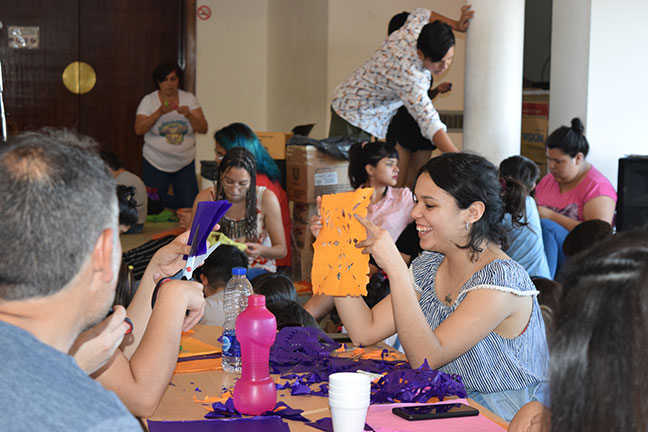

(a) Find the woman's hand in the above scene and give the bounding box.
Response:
[70,305,131,374]
[176,208,192,229]
[148,231,192,279]
[243,242,263,258]
[537,205,556,220]
[176,105,190,116]
[354,214,406,274]
[309,196,323,238]
[508,401,550,432]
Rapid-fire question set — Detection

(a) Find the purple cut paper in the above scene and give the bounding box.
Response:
[148,416,289,432]
[185,200,231,258]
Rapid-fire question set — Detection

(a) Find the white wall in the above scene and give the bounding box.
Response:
[267,0,329,138]
[549,0,590,133]
[195,0,467,168]
[326,0,467,126]
[550,0,648,189]
[586,0,648,188]
[195,0,268,167]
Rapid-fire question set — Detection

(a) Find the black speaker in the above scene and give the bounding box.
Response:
[616,157,648,232]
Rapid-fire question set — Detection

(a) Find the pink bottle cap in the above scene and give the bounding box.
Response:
[248,294,266,307]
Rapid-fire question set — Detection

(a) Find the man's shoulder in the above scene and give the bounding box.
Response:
[0,322,139,430]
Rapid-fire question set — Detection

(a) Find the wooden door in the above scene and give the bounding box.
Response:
[0,1,80,131]
[0,0,186,174]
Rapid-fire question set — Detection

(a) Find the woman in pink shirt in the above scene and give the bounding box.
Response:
[347,141,414,240]
[535,117,617,231]
[304,141,413,321]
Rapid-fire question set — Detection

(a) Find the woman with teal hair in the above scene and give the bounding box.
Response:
[213,122,291,268]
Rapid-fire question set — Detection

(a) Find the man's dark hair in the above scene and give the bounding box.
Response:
[100,150,124,171]
[417,20,455,62]
[388,11,409,35]
[199,245,248,289]
[0,129,117,300]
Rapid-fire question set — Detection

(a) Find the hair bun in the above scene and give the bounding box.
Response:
[571,117,584,134]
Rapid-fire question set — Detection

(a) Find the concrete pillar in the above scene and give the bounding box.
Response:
[463,0,525,165]
[550,0,648,189]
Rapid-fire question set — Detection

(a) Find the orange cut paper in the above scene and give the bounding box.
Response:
[312,188,373,296]
[178,335,221,358]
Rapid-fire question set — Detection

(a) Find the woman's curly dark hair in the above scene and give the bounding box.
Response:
[415,152,526,261]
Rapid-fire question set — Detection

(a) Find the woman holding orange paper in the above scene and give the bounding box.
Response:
[305,141,413,321]
[322,153,549,422]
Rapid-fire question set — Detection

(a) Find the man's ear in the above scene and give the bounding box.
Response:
[416,49,425,61]
[199,273,208,287]
[92,228,116,282]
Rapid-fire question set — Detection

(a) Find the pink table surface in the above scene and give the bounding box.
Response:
[366,398,506,432]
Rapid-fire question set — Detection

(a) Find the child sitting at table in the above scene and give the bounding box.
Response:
[251,272,298,304]
[499,155,551,279]
[251,273,319,329]
[266,299,320,330]
[197,245,248,326]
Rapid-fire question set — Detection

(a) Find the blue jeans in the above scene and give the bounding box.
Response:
[467,381,548,423]
[540,219,568,278]
[143,159,198,210]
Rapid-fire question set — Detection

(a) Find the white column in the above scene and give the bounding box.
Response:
[550,0,648,189]
[463,0,525,165]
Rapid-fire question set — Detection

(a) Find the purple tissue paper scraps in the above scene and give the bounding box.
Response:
[268,327,466,404]
[148,416,290,432]
[206,399,310,423]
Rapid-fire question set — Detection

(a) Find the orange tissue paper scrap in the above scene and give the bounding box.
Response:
[178,335,221,358]
[312,188,373,297]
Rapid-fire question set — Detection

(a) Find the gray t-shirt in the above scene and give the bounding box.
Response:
[0,321,141,431]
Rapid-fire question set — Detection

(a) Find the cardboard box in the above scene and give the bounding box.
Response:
[286,145,352,203]
[292,222,314,281]
[256,132,293,160]
[521,92,549,176]
[292,202,319,225]
[292,245,313,282]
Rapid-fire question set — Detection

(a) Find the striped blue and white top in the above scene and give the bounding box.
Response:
[411,251,549,394]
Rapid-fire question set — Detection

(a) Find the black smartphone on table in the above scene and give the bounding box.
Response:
[392,403,479,421]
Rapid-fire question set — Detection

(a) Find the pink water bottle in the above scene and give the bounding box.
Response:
[233,294,277,415]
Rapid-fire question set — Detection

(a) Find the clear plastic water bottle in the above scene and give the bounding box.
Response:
[222,267,253,373]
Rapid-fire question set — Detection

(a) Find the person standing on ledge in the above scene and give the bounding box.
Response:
[329,5,473,155]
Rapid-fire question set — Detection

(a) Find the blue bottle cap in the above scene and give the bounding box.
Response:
[232,267,247,276]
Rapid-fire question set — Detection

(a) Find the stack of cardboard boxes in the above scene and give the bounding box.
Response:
[286,144,353,281]
[520,91,550,176]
